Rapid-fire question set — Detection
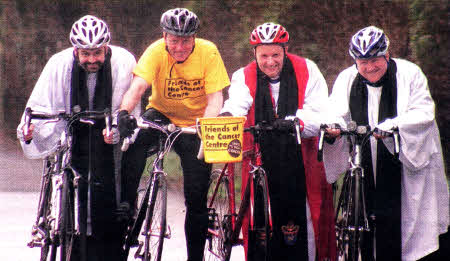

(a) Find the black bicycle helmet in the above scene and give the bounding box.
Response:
[160,8,199,36]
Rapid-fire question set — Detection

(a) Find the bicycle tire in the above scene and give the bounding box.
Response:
[39,174,54,261]
[59,170,75,261]
[141,173,167,261]
[203,169,231,261]
[349,169,362,261]
[124,185,152,258]
[248,170,271,261]
[335,172,350,261]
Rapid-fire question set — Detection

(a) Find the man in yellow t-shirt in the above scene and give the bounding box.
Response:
[117,8,230,261]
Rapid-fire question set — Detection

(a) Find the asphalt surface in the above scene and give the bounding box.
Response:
[0,138,244,260]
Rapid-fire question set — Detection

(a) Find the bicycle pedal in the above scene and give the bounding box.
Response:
[281,222,299,246]
[134,242,144,259]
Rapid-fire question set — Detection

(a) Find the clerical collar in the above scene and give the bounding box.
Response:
[268,77,280,84]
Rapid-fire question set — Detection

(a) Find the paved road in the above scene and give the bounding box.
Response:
[0,138,244,260]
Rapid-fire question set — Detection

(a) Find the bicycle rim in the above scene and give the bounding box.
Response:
[203,170,231,261]
[125,183,152,256]
[248,172,271,261]
[142,175,167,261]
[39,177,54,261]
[59,170,75,261]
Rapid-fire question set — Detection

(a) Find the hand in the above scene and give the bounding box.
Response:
[273,118,295,132]
[324,123,341,139]
[325,128,341,138]
[118,110,137,138]
[373,128,391,139]
[22,124,35,142]
[374,119,397,139]
[103,127,120,144]
[218,111,233,117]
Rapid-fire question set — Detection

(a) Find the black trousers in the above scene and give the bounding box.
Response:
[71,125,125,261]
[121,109,211,261]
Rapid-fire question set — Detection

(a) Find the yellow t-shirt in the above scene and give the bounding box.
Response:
[134,38,230,126]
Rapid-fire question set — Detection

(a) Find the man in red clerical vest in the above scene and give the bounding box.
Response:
[220,23,336,261]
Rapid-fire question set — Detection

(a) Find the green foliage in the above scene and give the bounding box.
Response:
[408,0,449,175]
[0,0,448,176]
[143,151,183,187]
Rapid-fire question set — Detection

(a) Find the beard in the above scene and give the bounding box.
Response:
[79,61,104,73]
[75,54,104,73]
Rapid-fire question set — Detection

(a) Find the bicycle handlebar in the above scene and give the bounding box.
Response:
[317,121,400,162]
[24,107,112,144]
[120,120,197,152]
[244,117,302,145]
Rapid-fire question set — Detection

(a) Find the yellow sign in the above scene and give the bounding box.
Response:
[198,116,246,163]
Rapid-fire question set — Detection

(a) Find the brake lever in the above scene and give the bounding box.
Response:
[294,117,301,145]
[79,118,95,125]
[392,127,400,158]
[104,110,111,137]
[317,124,327,161]
[24,107,32,144]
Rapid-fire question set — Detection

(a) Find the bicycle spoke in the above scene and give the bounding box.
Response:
[136,174,167,261]
[248,171,271,261]
[203,170,231,261]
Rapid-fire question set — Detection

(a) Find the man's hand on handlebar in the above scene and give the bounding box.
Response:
[324,123,341,139]
[118,110,137,138]
[22,124,35,142]
[374,118,397,140]
[103,127,120,144]
[273,118,296,132]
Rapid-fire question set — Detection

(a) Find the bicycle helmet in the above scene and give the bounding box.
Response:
[160,8,199,36]
[250,22,289,45]
[349,26,389,59]
[70,15,110,49]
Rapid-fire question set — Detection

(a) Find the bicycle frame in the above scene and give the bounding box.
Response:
[123,119,196,261]
[318,121,400,261]
[206,121,301,261]
[25,107,112,261]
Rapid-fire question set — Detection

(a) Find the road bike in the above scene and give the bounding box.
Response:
[25,106,112,261]
[122,119,197,261]
[317,121,399,261]
[203,119,302,261]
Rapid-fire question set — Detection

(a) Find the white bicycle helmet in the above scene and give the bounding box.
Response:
[70,15,110,49]
[160,8,199,36]
[349,26,389,59]
[250,22,289,45]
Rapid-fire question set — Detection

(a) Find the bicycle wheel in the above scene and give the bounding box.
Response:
[335,172,351,261]
[203,169,231,261]
[348,169,362,261]
[140,173,167,261]
[58,170,75,261]
[38,174,54,261]
[248,170,271,261]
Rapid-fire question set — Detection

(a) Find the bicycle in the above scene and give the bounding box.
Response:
[317,121,399,261]
[121,119,197,261]
[203,119,302,261]
[25,106,112,261]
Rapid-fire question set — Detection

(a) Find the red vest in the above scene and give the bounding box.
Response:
[241,53,336,261]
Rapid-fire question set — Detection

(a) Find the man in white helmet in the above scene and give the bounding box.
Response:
[323,25,449,260]
[17,15,140,260]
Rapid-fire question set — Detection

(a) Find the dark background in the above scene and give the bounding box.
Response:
[0,0,448,175]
